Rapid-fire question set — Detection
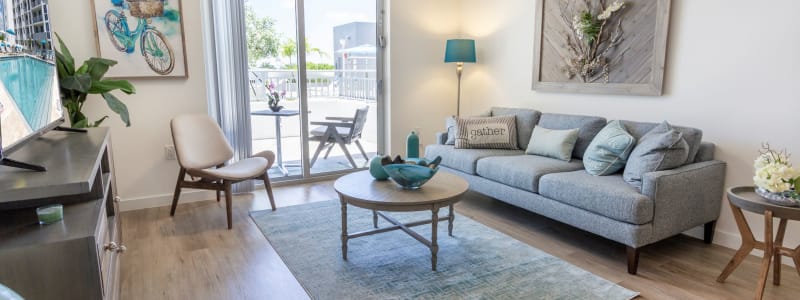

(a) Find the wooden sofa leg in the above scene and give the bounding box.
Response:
[704,220,717,244]
[627,246,640,275]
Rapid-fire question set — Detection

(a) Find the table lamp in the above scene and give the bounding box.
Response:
[444,39,476,116]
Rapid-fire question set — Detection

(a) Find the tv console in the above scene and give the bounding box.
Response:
[0,128,123,300]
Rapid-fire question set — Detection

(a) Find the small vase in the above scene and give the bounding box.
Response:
[406,131,419,159]
[755,187,800,207]
[269,105,283,112]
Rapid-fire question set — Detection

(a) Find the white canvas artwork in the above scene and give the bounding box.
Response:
[92,0,187,78]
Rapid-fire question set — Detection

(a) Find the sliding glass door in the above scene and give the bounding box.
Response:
[244,0,384,181]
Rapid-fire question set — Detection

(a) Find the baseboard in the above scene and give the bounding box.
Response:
[118,190,216,212]
[683,226,795,267]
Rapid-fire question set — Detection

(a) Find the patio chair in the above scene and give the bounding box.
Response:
[169,114,277,229]
[309,106,369,169]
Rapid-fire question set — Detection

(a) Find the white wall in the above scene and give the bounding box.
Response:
[50,0,211,208]
[458,0,800,260]
[386,0,461,155]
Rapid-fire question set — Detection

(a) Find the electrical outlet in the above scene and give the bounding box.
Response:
[165,145,177,160]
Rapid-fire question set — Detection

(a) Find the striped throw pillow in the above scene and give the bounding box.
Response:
[455,116,518,149]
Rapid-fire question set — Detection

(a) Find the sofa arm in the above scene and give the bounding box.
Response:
[435,132,448,145]
[641,160,727,243]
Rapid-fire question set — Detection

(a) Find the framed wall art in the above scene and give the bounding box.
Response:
[91,0,188,78]
[532,0,671,96]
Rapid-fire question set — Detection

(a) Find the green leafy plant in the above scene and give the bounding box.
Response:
[54,33,135,128]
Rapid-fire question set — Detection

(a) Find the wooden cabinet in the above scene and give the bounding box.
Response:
[0,128,122,300]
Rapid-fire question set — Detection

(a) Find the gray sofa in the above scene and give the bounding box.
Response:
[425,107,726,274]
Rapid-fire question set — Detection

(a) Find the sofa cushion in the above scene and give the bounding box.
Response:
[583,120,636,176]
[455,116,519,150]
[620,120,703,165]
[476,155,584,193]
[537,113,606,159]
[525,127,579,161]
[539,171,654,224]
[491,107,542,151]
[623,122,690,190]
[424,144,523,174]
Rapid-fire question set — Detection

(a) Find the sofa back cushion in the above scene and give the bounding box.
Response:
[619,120,703,164]
[454,116,519,149]
[537,113,607,159]
[491,107,541,151]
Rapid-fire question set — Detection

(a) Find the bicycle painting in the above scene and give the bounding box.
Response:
[91,0,187,77]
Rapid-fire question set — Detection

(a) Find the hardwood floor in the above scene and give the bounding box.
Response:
[120,180,800,299]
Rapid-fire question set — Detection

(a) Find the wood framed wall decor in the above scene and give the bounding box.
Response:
[532,0,671,96]
[91,0,188,78]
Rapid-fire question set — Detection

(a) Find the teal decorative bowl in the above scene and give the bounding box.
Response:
[382,164,439,190]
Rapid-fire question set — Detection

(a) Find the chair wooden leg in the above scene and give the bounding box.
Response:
[338,142,358,168]
[704,220,717,244]
[627,246,640,275]
[355,140,369,161]
[216,190,221,202]
[170,168,186,216]
[224,181,233,230]
[323,144,335,159]
[310,141,327,168]
[263,173,276,211]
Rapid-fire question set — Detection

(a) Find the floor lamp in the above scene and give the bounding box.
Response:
[444,39,476,117]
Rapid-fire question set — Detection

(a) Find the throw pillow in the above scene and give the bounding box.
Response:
[445,116,457,145]
[623,121,690,190]
[583,120,636,176]
[454,116,518,149]
[525,127,579,161]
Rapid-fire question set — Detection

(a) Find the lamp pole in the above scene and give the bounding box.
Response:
[455,62,463,117]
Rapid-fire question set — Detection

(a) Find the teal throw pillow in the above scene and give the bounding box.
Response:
[525,127,579,161]
[583,120,636,176]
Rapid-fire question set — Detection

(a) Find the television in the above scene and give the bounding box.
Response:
[0,0,64,171]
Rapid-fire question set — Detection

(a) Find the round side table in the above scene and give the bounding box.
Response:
[716,186,800,300]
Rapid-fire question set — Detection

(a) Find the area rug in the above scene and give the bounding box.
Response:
[250,200,639,300]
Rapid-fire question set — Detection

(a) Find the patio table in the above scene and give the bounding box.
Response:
[252,109,300,176]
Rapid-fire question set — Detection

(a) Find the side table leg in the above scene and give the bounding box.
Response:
[341,199,348,260]
[373,210,378,228]
[755,210,774,300]
[793,244,800,278]
[431,206,440,271]
[774,218,787,285]
[448,204,454,237]
[717,202,757,282]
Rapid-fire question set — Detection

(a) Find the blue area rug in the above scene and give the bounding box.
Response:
[250,200,638,300]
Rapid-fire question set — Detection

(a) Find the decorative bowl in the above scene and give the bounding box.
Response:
[382,164,439,190]
[755,187,800,207]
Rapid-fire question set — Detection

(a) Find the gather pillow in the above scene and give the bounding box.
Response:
[454,116,518,149]
[623,121,690,190]
[583,120,636,176]
[525,127,579,161]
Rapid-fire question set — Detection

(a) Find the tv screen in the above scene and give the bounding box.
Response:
[0,0,63,154]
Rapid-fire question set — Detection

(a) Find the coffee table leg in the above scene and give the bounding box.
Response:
[448,204,454,237]
[341,199,348,260]
[373,210,378,228]
[755,210,774,300]
[431,206,439,271]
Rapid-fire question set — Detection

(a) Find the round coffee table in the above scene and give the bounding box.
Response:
[717,186,800,300]
[334,170,469,271]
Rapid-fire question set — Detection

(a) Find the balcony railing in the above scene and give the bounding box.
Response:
[249,69,377,101]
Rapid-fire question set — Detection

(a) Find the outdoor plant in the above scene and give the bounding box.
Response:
[561,0,626,83]
[55,33,135,128]
[753,143,800,201]
[267,82,286,109]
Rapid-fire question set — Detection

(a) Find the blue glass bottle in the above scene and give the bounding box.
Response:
[407,131,419,159]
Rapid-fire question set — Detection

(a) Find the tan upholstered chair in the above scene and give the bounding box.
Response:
[170,114,277,229]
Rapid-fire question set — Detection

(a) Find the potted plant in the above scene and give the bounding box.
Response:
[267,82,285,112]
[753,143,800,206]
[54,33,135,128]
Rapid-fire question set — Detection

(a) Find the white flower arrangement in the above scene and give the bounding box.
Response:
[753,144,800,200]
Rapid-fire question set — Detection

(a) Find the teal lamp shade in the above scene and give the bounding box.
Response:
[444,39,476,63]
